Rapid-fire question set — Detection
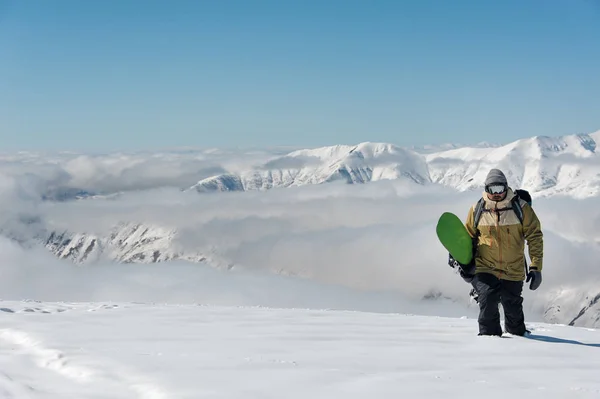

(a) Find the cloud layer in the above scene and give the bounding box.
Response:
[1,148,600,326]
[0,148,286,199]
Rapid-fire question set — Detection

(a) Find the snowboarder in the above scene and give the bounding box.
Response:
[467,187,533,304]
[450,169,543,336]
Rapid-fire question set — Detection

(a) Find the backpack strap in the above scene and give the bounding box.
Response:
[473,197,485,229]
[471,198,486,261]
[511,196,524,225]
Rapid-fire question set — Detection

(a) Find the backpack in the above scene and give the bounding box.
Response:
[514,189,532,206]
[473,188,531,229]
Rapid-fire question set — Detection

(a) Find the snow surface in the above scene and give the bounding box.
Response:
[1,302,599,398]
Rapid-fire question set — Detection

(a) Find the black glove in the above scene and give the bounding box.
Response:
[448,253,476,283]
[526,269,542,290]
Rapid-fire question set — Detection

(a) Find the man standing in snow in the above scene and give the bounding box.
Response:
[454,169,543,336]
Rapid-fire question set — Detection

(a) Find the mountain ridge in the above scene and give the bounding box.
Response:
[190,141,432,192]
[189,130,600,198]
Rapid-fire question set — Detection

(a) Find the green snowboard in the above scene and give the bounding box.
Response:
[436,212,473,265]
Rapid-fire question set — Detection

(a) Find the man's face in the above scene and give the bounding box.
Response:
[485,183,507,202]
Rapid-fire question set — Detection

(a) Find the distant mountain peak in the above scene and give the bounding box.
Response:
[189,141,431,193]
[184,129,600,198]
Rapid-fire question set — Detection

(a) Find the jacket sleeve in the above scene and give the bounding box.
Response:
[522,203,543,271]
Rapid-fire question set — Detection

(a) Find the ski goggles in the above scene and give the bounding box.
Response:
[485,184,507,194]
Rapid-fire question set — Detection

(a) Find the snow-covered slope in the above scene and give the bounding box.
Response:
[189,131,600,198]
[1,302,599,398]
[190,142,431,192]
[543,286,600,328]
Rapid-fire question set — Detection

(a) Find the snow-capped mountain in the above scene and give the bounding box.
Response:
[42,223,234,269]
[189,130,600,198]
[427,132,600,197]
[190,142,431,192]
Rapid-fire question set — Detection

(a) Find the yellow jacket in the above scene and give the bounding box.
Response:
[465,189,543,281]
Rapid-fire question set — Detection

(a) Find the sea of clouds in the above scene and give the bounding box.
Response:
[1,149,599,325]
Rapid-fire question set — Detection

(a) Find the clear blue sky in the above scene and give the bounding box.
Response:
[1,0,599,151]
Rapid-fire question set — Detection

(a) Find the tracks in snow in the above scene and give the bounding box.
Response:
[0,303,169,399]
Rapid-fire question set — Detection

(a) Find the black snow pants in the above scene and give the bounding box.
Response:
[471,272,526,336]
